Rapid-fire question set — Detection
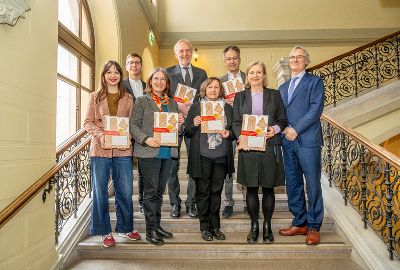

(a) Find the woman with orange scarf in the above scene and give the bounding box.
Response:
[130,67,184,245]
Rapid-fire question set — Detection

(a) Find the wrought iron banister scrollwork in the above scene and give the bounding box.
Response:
[322,113,400,260]
[308,31,400,107]
[51,132,91,244]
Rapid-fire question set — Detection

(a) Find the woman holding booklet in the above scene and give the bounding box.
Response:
[130,67,184,246]
[232,61,287,244]
[84,61,141,248]
[185,77,235,241]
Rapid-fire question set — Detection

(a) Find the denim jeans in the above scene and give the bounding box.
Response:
[90,156,134,235]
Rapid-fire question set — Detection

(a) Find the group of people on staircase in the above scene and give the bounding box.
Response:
[84,39,325,248]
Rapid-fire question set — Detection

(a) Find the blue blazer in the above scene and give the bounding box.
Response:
[278,72,324,147]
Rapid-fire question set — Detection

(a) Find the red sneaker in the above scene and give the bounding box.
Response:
[102,233,116,247]
[119,230,141,241]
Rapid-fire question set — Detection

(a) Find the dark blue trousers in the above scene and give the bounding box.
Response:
[282,140,324,231]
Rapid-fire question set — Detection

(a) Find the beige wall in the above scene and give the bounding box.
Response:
[159,44,359,89]
[87,0,120,88]
[159,0,400,32]
[115,0,159,81]
[0,0,58,269]
[88,0,159,85]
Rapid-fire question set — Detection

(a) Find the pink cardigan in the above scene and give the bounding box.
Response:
[84,91,133,158]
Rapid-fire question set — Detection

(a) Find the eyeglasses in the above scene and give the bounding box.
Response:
[225,57,239,62]
[127,61,141,65]
[289,55,306,60]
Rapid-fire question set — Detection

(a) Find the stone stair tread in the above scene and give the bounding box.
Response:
[79,231,347,246]
[109,213,334,226]
[113,211,295,219]
[77,232,351,260]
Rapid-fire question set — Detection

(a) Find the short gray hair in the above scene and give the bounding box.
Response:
[173,39,193,54]
[289,46,311,66]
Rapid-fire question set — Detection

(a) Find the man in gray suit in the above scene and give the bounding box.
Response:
[166,39,208,218]
[123,52,146,214]
[219,46,247,218]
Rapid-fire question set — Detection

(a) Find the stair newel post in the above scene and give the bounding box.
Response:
[384,162,394,260]
[359,145,368,229]
[326,122,333,187]
[340,131,348,205]
[73,155,79,218]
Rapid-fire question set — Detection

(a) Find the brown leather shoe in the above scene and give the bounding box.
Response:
[279,226,308,236]
[306,230,320,245]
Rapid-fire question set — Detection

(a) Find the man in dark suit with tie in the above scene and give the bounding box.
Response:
[166,39,208,219]
[123,52,146,214]
[278,46,324,245]
[219,45,247,218]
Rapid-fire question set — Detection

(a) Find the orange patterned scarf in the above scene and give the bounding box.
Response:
[151,91,170,112]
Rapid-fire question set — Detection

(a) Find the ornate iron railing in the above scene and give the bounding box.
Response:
[308,31,400,107]
[322,113,400,260]
[42,130,92,244]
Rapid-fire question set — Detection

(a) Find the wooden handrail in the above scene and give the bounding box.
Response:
[0,136,92,228]
[307,30,400,71]
[56,129,88,156]
[322,113,400,168]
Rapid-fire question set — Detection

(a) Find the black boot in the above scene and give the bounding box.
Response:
[263,221,274,244]
[247,220,259,244]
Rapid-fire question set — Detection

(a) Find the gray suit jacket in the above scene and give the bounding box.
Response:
[166,64,208,102]
[130,94,181,158]
[219,71,246,83]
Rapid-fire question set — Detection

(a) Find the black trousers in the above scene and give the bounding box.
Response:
[139,157,172,232]
[168,135,196,206]
[195,156,226,231]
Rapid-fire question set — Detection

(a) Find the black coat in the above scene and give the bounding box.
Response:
[185,102,236,178]
[232,88,287,188]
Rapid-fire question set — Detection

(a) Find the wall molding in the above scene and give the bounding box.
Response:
[159,28,399,48]
[0,0,30,26]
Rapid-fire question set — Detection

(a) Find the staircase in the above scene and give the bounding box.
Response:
[68,149,363,269]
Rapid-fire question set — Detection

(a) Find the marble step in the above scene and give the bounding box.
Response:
[77,231,350,260]
[130,178,287,195]
[107,211,334,233]
[109,194,290,212]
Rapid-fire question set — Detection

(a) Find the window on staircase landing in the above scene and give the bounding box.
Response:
[56,0,95,146]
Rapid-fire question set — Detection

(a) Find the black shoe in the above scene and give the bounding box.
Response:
[263,221,274,244]
[187,204,198,218]
[146,231,164,246]
[212,229,226,240]
[222,206,233,218]
[138,204,144,215]
[247,221,259,244]
[156,227,173,239]
[201,230,213,241]
[170,204,181,218]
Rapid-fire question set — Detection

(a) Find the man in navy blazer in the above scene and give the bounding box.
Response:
[123,52,146,215]
[278,46,324,245]
[166,39,208,219]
